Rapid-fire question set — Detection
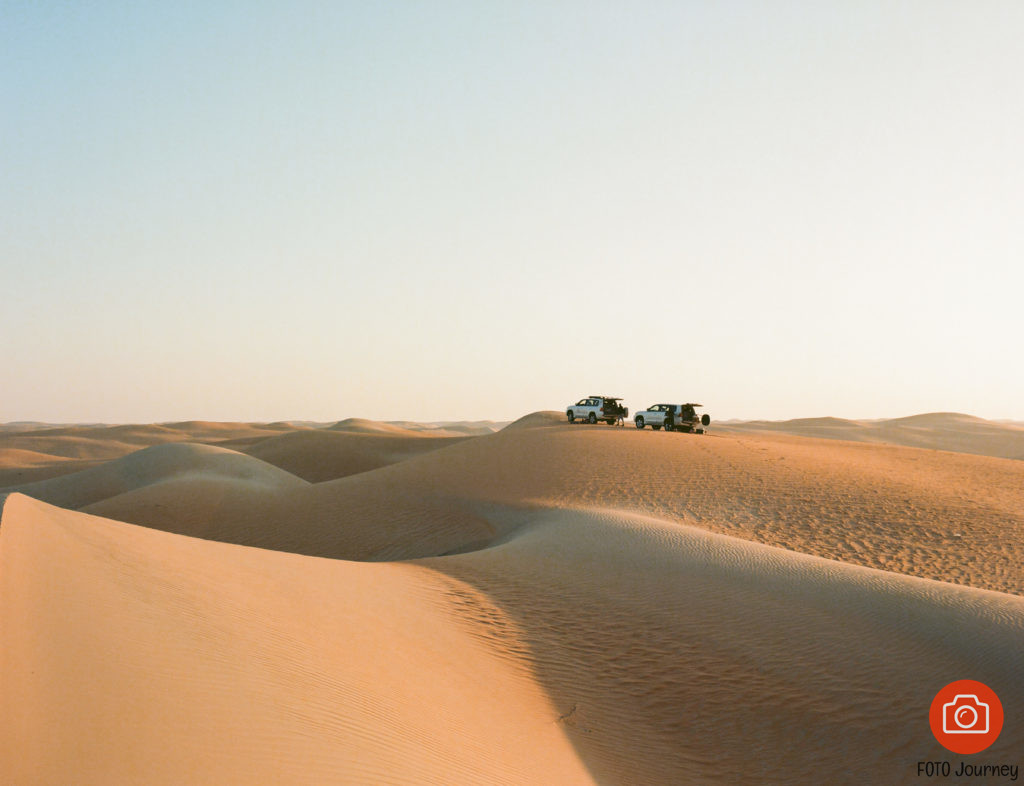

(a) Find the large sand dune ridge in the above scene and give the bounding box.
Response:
[2,411,1022,784]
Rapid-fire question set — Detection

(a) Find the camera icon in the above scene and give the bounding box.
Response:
[942,694,990,734]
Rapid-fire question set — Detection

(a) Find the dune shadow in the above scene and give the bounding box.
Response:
[415,506,1024,784]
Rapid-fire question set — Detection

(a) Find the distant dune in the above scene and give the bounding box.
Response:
[3,413,1024,783]
[502,410,567,430]
[412,420,508,436]
[325,417,504,438]
[326,417,420,435]
[715,411,1024,460]
[241,428,471,483]
[4,442,307,510]
[0,421,107,433]
[0,447,74,467]
[0,448,93,488]
[0,421,297,464]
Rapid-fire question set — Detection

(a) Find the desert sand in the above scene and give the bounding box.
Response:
[715,412,1024,461]
[2,413,1022,784]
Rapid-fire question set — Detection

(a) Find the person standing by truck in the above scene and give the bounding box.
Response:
[615,402,628,427]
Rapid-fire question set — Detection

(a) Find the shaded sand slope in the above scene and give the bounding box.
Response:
[0,495,591,785]
[420,508,1024,784]
[241,428,471,482]
[4,443,307,510]
[716,412,1024,460]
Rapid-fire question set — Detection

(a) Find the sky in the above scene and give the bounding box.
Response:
[3,1,1022,423]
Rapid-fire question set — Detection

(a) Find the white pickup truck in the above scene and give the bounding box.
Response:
[634,403,710,433]
[566,396,626,425]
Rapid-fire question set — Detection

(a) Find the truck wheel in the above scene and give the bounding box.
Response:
[605,419,615,425]
[652,425,661,431]
[567,411,575,423]
[588,413,597,424]
[701,414,711,427]
[665,421,674,432]
[696,428,704,434]
[635,417,645,429]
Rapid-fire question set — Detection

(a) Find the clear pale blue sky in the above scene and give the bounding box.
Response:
[3,2,1022,423]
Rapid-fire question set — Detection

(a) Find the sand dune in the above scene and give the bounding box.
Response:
[0,421,310,479]
[716,411,1024,460]
[241,428,470,483]
[421,507,1024,783]
[0,422,90,434]
[326,418,505,438]
[428,420,507,435]
[3,442,306,510]
[0,448,86,487]
[159,419,294,434]
[3,497,1020,783]
[327,417,422,435]
[397,420,509,436]
[102,416,1019,592]
[13,414,1019,592]
[502,410,567,430]
[3,412,1023,783]
[0,447,76,467]
[0,495,591,785]
[0,431,167,462]
[0,421,275,460]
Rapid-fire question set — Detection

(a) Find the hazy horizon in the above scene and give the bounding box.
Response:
[5,2,1022,424]
[4,411,1024,432]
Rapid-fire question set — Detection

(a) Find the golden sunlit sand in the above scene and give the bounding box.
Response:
[2,413,1022,783]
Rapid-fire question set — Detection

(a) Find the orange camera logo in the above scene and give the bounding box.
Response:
[929,680,1003,754]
